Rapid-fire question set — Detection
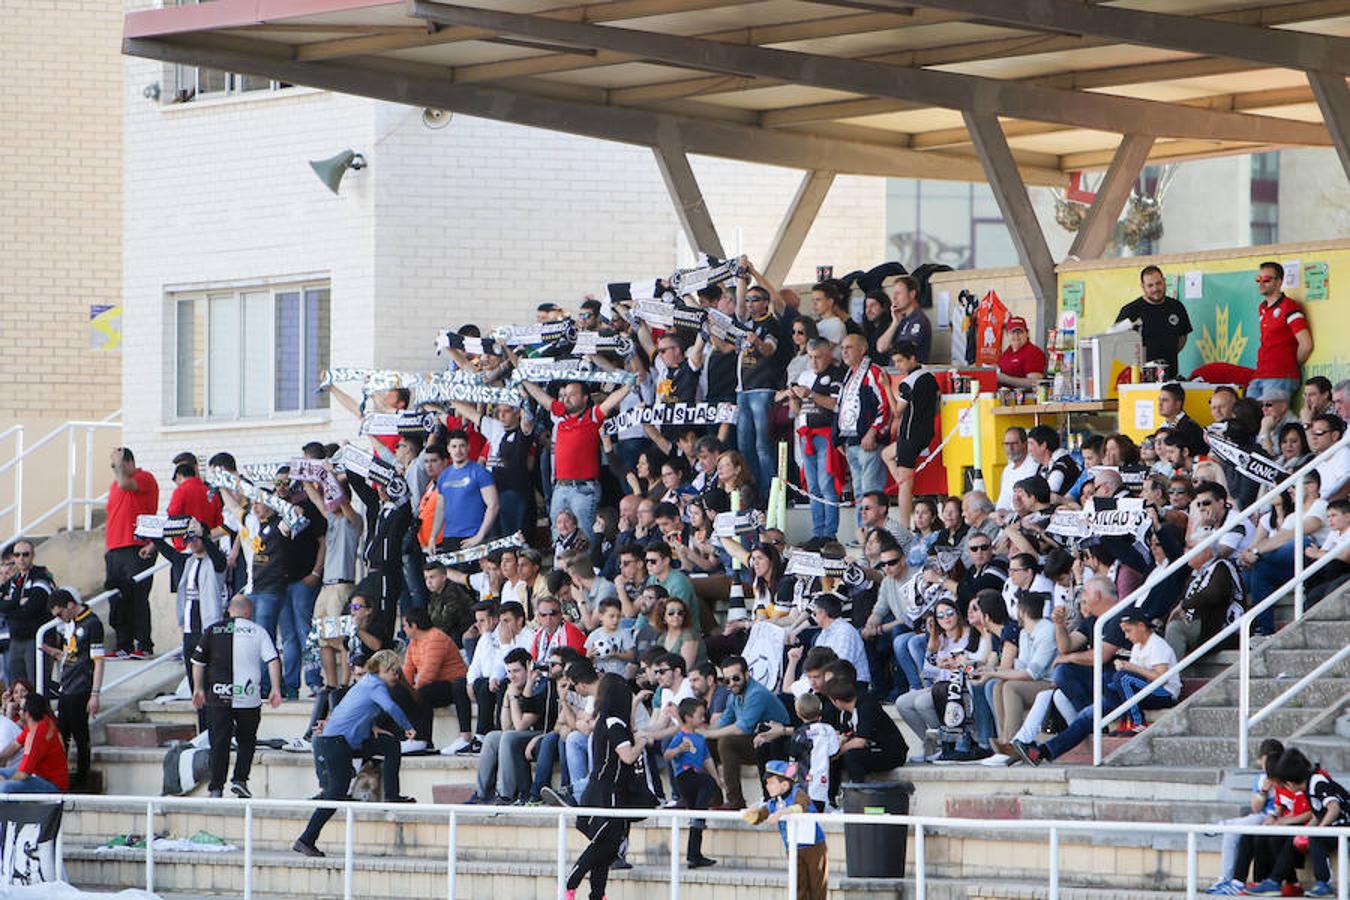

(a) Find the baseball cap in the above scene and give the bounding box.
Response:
[764,760,798,780]
[1117,608,1149,625]
[1007,316,1029,332]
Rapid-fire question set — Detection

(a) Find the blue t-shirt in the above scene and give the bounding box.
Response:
[666,729,710,775]
[436,462,494,539]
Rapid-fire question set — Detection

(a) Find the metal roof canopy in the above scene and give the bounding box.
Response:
[122,0,1350,325]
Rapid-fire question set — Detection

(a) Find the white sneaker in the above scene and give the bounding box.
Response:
[443,736,472,756]
[401,739,428,754]
[980,753,1013,767]
[282,737,312,753]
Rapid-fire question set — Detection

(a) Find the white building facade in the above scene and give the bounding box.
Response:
[121,66,886,476]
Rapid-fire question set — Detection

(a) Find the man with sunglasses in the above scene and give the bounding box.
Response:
[700,655,789,809]
[1256,388,1298,456]
[1251,260,1313,403]
[1309,412,1350,501]
[1186,481,1255,559]
[0,540,52,687]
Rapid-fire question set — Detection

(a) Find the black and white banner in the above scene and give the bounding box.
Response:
[317,367,429,394]
[669,256,746,295]
[435,331,502,357]
[134,514,192,540]
[630,299,708,332]
[1207,433,1285,486]
[203,467,310,533]
[492,320,578,348]
[601,402,737,435]
[706,307,752,347]
[412,371,524,408]
[288,458,346,505]
[712,509,765,537]
[571,330,634,358]
[359,411,440,438]
[512,359,637,387]
[1047,499,1150,541]
[785,550,853,578]
[425,531,526,566]
[330,444,401,493]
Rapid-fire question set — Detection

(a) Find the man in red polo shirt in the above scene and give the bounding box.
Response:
[167,453,223,550]
[516,378,630,541]
[996,316,1048,389]
[105,447,159,658]
[1251,260,1313,403]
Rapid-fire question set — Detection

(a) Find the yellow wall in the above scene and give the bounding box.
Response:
[1058,239,1350,382]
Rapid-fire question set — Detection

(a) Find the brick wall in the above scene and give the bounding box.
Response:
[0,0,123,422]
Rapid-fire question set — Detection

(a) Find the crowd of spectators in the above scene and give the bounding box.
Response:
[1,258,1347,883]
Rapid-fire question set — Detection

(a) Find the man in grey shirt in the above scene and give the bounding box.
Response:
[303,471,363,690]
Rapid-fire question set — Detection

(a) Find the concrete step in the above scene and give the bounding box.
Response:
[1151,703,1335,738]
[60,799,1229,895]
[1250,647,1350,678]
[1188,676,1350,709]
[1116,734,1350,770]
[103,722,198,748]
[1288,619,1350,650]
[944,792,1242,825]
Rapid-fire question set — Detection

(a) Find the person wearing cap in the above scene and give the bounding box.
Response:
[1013,608,1178,766]
[536,302,566,323]
[995,316,1047,389]
[1256,387,1298,456]
[45,587,104,791]
[741,759,828,900]
[1114,265,1192,379]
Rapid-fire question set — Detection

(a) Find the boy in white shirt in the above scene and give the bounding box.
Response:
[584,598,636,677]
[1108,610,1180,735]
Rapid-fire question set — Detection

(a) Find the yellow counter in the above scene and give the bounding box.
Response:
[1116,382,1223,442]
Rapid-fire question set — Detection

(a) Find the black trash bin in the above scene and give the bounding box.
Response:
[840,781,914,878]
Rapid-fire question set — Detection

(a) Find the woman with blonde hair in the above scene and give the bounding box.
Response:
[706,450,760,514]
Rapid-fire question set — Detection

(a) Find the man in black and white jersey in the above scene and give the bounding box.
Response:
[191,594,282,799]
[46,588,104,791]
[884,340,939,526]
[1027,425,1080,505]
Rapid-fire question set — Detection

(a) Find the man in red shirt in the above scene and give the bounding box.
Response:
[517,378,630,541]
[996,316,1048,389]
[167,455,223,550]
[0,692,69,793]
[1251,260,1313,403]
[105,447,159,658]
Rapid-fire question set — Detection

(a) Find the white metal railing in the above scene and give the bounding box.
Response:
[1092,429,1350,765]
[5,793,1348,900]
[35,558,170,697]
[0,410,122,545]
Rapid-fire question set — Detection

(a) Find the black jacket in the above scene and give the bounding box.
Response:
[0,565,54,640]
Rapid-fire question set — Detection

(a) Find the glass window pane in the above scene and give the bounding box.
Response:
[207,294,240,420]
[239,73,272,92]
[304,288,331,410]
[274,291,301,412]
[973,221,1018,270]
[241,292,271,417]
[175,299,205,419]
[197,67,227,95]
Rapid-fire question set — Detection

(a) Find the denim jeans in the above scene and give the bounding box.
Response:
[564,728,592,797]
[400,540,428,613]
[280,580,321,697]
[550,480,599,540]
[737,389,777,500]
[844,443,885,523]
[299,733,402,845]
[1050,661,1095,714]
[249,591,285,694]
[0,774,61,794]
[528,731,568,800]
[1246,377,1301,403]
[972,679,997,749]
[892,630,926,692]
[801,434,839,539]
[1249,541,1298,635]
[497,488,533,539]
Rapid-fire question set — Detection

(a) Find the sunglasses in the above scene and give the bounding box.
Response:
[1168,488,1188,495]
[349,603,364,611]
[12,551,31,558]
[1256,276,1279,283]
[726,674,745,683]
[653,668,671,676]
[969,545,991,552]
[646,558,662,565]
[1196,499,1213,508]
[880,558,903,567]
[935,609,957,619]
[1311,430,1332,438]
[666,608,686,617]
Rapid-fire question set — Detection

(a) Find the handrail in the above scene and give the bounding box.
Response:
[6,793,1348,900]
[1091,530,1347,753]
[0,420,121,477]
[1092,429,1350,764]
[35,558,169,696]
[1248,644,1350,731]
[0,413,122,545]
